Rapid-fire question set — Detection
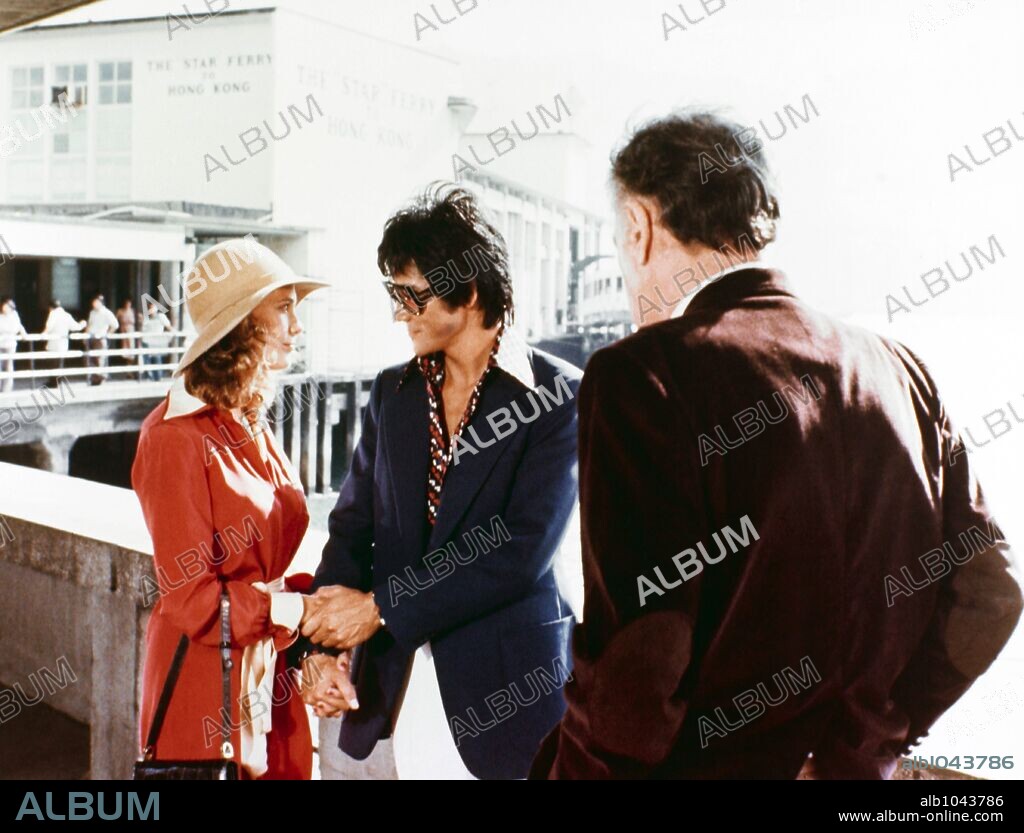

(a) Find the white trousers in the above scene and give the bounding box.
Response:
[391,643,476,780]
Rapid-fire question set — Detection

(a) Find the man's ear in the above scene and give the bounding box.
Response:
[623,194,656,266]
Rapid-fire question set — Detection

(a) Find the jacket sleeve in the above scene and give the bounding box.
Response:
[533,347,703,779]
[133,422,285,649]
[888,398,1023,753]
[287,373,383,663]
[372,374,581,652]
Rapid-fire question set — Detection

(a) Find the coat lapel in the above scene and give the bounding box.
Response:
[383,373,430,559]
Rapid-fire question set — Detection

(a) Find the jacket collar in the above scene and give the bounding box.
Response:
[680,266,795,319]
[668,262,774,319]
[385,354,535,558]
[396,323,536,392]
[163,374,214,420]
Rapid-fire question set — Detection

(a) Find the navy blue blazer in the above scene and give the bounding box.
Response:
[308,346,581,779]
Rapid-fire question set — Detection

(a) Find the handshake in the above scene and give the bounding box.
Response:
[295,585,383,719]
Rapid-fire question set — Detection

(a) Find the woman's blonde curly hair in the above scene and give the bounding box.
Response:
[183,315,277,421]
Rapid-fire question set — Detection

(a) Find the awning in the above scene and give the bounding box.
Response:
[0,0,99,34]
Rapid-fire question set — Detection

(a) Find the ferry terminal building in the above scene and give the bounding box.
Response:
[0,5,625,377]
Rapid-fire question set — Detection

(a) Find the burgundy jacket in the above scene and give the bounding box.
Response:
[531,267,1022,779]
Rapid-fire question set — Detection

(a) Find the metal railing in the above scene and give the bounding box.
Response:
[266,374,375,495]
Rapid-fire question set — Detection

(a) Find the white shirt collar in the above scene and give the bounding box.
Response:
[397,323,537,392]
[669,261,773,320]
[163,374,212,420]
[493,324,537,390]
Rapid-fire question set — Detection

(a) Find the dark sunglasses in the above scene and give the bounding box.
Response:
[382,280,436,316]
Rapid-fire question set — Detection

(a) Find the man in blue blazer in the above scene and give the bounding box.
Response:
[294,184,581,779]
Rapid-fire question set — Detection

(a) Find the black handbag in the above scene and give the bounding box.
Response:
[134,589,240,780]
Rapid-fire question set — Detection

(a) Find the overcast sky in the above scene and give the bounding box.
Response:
[35,0,1024,313]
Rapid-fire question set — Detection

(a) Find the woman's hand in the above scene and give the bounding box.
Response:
[300,651,358,718]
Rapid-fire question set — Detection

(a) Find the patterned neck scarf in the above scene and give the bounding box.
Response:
[420,322,505,526]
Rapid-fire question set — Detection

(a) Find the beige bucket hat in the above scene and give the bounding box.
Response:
[173,238,329,377]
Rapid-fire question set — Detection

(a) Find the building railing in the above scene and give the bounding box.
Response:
[263,374,375,495]
[0,360,376,497]
[0,331,189,384]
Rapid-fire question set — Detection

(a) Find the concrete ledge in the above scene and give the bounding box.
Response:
[0,461,327,779]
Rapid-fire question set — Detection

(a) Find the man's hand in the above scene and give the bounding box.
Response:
[300,651,358,718]
[300,585,381,650]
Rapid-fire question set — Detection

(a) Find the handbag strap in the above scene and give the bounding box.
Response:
[142,588,235,761]
[219,590,234,759]
[142,633,189,760]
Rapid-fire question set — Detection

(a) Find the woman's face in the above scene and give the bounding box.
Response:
[251,286,302,371]
[0,302,11,315]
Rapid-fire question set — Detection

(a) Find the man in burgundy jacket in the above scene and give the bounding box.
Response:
[531,111,1022,779]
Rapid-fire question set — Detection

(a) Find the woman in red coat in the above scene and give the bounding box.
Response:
[132,239,329,779]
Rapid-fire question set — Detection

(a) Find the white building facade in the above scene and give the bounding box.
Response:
[0,5,619,373]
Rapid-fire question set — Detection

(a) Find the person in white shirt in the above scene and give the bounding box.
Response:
[43,299,87,353]
[42,299,87,387]
[86,294,119,386]
[0,297,27,393]
[141,302,173,381]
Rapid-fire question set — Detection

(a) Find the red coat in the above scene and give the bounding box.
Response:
[131,387,313,779]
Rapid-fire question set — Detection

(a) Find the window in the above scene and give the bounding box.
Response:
[95,60,132,199]
[553,227,567,320]
[48,64,87,167]
[508,213,523,269]
[10,66,44,109]
[50,63,87,166]
[525,221,537,266]
[98,61,132,104]
[6,66,44,196]
[51,123,86,157]
[617,275,623,290]
[52,63,87,107]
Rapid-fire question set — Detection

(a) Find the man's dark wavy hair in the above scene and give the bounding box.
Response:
[377,182,514,328]
[611,110,780,251]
